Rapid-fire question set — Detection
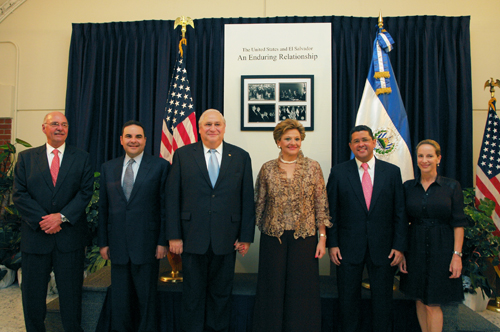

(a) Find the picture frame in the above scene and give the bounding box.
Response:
[240,75,314,131]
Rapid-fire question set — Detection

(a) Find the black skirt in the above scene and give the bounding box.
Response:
[400,221,464,305]
[252,231,321,332]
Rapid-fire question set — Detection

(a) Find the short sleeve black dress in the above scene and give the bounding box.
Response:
[400,176,469,305]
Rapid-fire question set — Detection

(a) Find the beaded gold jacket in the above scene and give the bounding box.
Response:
[255,151,332,240]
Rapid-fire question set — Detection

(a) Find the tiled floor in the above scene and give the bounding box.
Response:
[0,284,25,332]
[0,283,58,332]
[479,308,500,328]
[1,281,500,331]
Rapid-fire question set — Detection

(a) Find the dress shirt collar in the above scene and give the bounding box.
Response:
[413,174,442,187]
[354,155,375,170]
[123,151,144,166]
[46,142,66,155]
[203,142,223,156]
[203,143,223,168]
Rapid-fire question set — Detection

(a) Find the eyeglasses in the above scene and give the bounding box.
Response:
[44,122,69,128]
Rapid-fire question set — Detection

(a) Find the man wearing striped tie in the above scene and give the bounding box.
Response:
[13,111,93,332]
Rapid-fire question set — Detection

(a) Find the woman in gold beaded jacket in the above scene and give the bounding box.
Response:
[252,119,331,332]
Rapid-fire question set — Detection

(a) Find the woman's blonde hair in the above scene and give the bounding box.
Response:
[416,139,441,157]
[273,119,305,143]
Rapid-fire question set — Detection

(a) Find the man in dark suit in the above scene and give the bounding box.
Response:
[13,111,93,332]
[98,120,169,332]
[167,109,255,332]
[326,125,407,332]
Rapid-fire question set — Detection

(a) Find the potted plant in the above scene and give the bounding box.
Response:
[0,139,32,274]
[84,172,110,273]
[462,188,500,310]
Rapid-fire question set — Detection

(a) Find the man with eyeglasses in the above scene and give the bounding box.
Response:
[326,125,407,332]
[13,111,93,332]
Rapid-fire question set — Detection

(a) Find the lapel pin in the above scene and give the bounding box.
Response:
[228,154,231,157]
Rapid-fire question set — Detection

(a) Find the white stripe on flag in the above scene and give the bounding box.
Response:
[181,116,197,143]
[477,169,500,201]
[160,121,174,163]
[356,79,414,182]
[476,169,500,231]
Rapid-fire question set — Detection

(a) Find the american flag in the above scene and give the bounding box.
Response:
[475,99,500,236]
[160,51,197,163]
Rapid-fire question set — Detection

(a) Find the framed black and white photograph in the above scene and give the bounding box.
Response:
[279,83,307,101]
[248,84,276,101]
[248,104,275,123]
[278,105,307,121]
[241,75,314,131]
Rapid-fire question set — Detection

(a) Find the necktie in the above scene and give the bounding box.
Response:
[50,149,60,186]
[208,149,219,188]
[123,159,135,200]
[361,163,373,210]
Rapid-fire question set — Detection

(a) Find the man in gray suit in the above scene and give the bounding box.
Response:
[167,109,255,332]
[13,111,93,332]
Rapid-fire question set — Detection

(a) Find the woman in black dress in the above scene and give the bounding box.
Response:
[399,139,468,332]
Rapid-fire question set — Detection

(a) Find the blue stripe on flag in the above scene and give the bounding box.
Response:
[367,62,412,153]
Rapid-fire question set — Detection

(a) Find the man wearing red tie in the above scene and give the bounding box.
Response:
[13,112,93,332]
[326,125,407,332]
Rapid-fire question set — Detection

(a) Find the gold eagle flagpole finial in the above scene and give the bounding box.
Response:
[174,16,194,58]
[484,77,500,111]
[485,77,500,98]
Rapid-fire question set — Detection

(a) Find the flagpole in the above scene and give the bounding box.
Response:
[160,16,195,283]
[485,78,500,312]
[360,12,408,291]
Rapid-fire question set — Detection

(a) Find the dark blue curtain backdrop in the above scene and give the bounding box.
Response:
[65,16,472,187]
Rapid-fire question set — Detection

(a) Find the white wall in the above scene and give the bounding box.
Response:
[0,0,497,273]
[224,23,332,273]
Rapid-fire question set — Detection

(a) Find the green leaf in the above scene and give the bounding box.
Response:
[0,152,9,163]
[15,138,32,148]
[462,188,500,297]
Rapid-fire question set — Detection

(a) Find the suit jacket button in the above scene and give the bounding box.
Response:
[52,202,56,206]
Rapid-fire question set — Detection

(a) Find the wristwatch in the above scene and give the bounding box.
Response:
[453,251,462,257]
